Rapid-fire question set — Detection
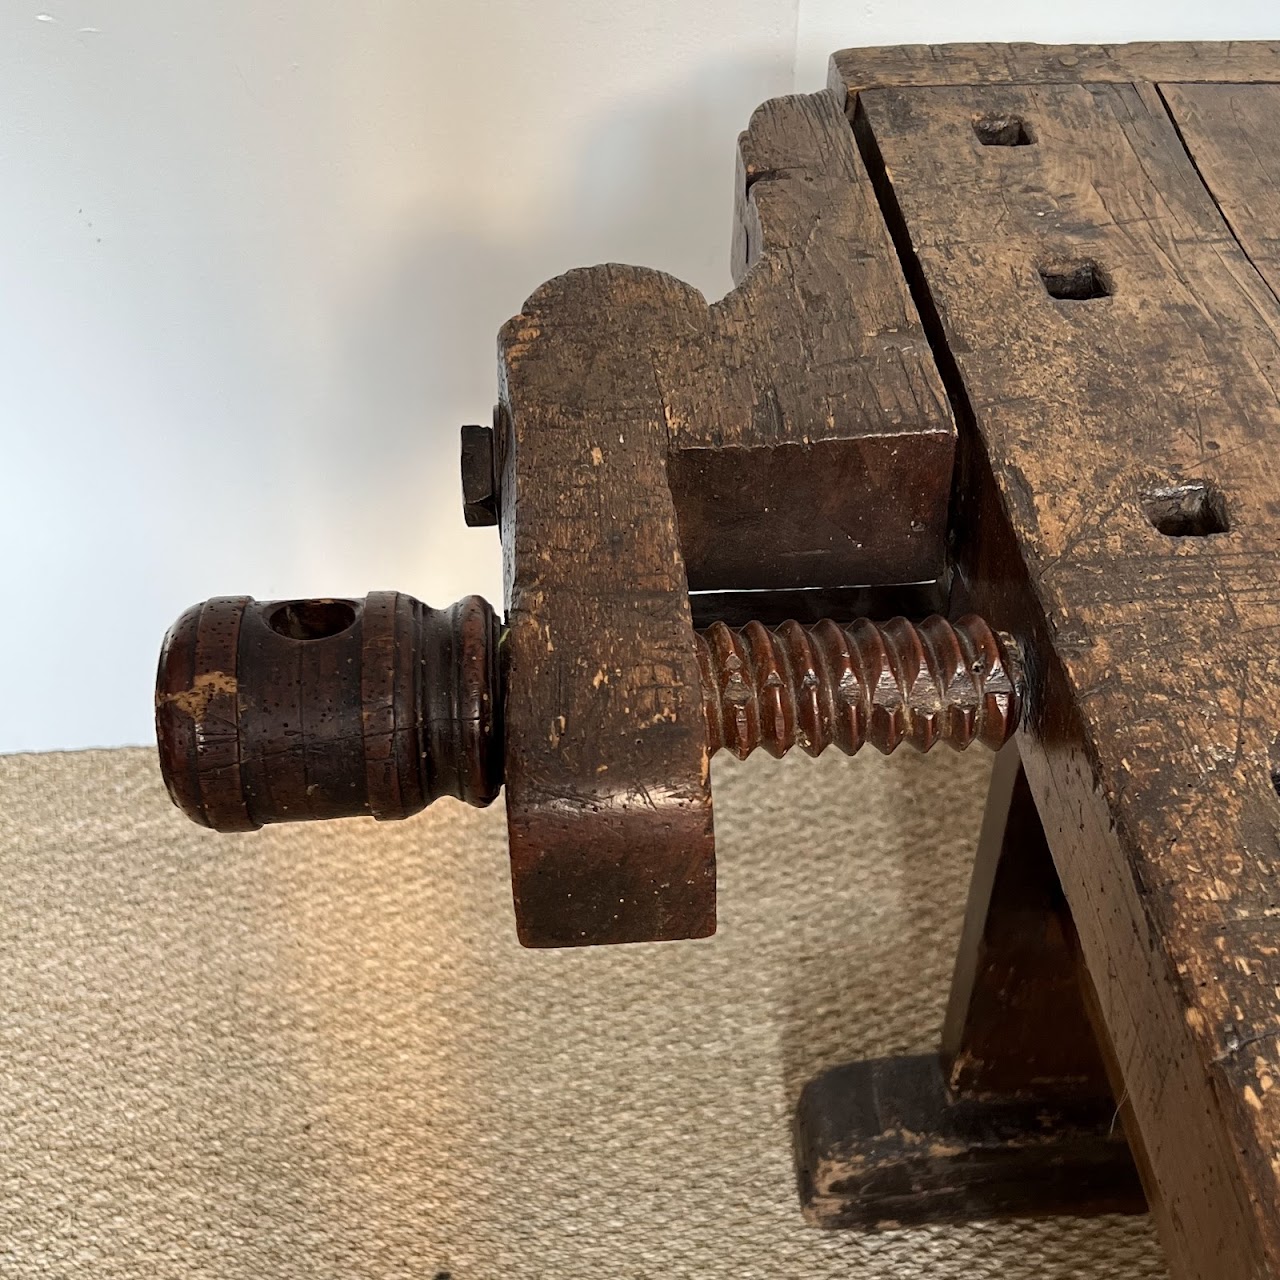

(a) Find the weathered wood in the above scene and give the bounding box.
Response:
[942,741,1111,1098]
[796,741,1141,1228]
[497,91,954,945]
[856,76,1280,1278]
[829,40,1280,101]
[155,594,503,828]
[498,267,717,948]
[795,1053,1144,1228]
[1161,83,1280,294]
[674,93,955,592]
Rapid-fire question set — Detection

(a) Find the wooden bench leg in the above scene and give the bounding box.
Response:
[794,742,1147,1228]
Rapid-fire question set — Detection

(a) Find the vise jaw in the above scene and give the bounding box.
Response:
[155,93,1006,949]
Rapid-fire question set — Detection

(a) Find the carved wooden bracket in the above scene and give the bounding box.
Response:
[496,91,954,945]
[154,92,964,949]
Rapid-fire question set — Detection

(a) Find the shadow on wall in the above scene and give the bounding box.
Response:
[299,53,796,612]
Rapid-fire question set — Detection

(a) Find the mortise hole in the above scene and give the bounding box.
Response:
[268,599,357,640]
[973,114,1035,146]
[1141,481,1230,537]
[1039,259,1111,300]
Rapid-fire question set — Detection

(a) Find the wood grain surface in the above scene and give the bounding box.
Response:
[672,93,955,592]
[498,266,717,948]
[855,75,1280,1277]
[941,742,1111,1100]
[497,92,953,946]
[796,1052,1143,1228]
[1161,82,1280,294]
[829,41,1280,99]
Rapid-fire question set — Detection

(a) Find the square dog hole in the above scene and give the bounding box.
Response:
[1040,259,1111,300]
[973,114,1035,146]
[1142,481,1229,537]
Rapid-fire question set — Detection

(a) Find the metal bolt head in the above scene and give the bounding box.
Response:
[461,422,498,526]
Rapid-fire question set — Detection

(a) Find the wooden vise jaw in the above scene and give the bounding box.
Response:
[494,92,954,945]
[156,91,968,948]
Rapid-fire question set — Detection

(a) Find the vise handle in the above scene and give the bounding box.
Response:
[156,592,1018,833]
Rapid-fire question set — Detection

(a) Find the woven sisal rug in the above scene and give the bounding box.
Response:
[0,746,1165,1278]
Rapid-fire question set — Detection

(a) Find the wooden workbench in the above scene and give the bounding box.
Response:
[811,40,1280,1280]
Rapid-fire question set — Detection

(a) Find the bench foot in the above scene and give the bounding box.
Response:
[795,740,1148,1228]
[795,1052,1145,1227]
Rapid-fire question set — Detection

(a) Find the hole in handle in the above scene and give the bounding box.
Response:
[268,599,358,640]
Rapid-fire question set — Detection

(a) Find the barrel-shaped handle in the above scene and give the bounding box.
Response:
[155,592,502,831]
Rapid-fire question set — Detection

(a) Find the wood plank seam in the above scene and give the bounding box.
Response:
[845,96,982,525]
[1154,83,1280,318]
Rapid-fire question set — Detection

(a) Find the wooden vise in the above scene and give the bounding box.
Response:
[156,93,1020,948]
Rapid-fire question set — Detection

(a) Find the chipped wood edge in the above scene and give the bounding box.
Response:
[827,41,1280,110]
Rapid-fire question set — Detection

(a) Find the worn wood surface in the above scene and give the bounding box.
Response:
[795,1053,1143,1228]
[941,741,1111,1099]
[1162,82,1280,293]
[796,744,1142,1229]
[498,267,718,947]
[497,91,953,946]
[155,594,503,829]
[672,93,955,592]
[829,40,1280,100]
[855,74,1280,1278]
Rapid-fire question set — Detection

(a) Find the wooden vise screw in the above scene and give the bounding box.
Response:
[157,594,1020,831]
[156,91,1024,948]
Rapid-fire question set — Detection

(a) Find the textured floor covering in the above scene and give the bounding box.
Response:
[0,746,1167,1279]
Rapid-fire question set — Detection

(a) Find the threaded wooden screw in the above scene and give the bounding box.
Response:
[157,595,1020,833]
[696,615,1020,760]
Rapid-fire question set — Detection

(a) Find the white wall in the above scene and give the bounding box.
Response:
[2,1,1277,751]
[0,1,797,751]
